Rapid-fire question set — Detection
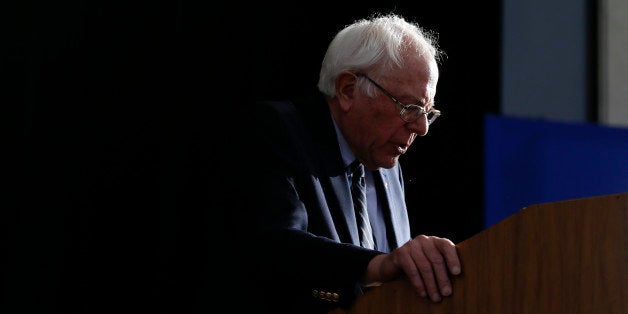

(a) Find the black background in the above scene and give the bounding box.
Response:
[8,1,499,312]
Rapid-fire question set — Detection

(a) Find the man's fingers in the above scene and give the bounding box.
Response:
[405,237,441,302]
[436,237,462,275]
[391,235,462,302]
[391,248,427,298]
[417,236,452,301]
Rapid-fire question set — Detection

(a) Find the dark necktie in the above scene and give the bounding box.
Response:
[350,160,375,249]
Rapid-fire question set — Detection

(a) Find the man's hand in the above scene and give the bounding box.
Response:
[361,235,461,302]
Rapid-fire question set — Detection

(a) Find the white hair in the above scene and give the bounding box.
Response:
[317,13,442,97]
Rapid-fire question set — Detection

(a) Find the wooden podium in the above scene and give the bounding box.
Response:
[330,192,627,314]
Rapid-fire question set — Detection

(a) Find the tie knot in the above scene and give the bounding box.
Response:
[349,159,364,178]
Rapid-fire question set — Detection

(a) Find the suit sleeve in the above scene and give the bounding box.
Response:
[232,100,381,312]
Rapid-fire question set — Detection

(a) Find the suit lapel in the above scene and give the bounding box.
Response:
[297,95,361,246]
[326,172,360,246]
[374,170,411,248]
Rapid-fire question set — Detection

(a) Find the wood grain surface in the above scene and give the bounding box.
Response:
[329,192,627,314]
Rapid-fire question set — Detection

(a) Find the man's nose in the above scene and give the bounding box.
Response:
[405,114,429,136]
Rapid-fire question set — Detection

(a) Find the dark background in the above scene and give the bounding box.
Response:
[8,1,499,312]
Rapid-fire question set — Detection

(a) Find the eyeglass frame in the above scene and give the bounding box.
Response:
[355,73,441,124]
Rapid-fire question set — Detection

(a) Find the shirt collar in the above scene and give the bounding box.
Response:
[331,113,356,170]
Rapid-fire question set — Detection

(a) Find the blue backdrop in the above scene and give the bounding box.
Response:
[484,115,628,228]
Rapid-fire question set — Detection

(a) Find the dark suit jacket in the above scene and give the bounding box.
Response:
[232,92,412,313]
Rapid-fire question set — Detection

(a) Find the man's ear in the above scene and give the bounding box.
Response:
[335,71,358,111]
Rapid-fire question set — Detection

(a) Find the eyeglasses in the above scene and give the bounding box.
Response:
[356,73,441,124]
